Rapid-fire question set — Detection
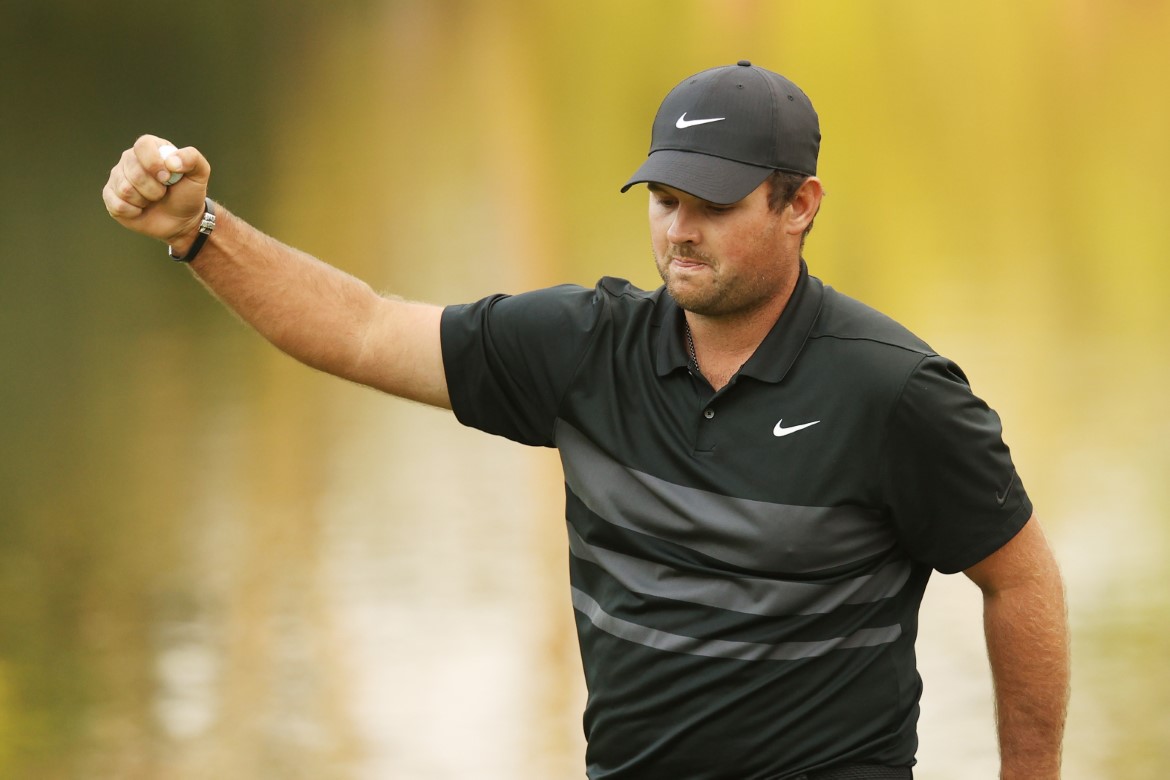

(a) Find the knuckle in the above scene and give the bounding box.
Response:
[134,134,158,151]
[115,178,139,201]
[103,190,136,218]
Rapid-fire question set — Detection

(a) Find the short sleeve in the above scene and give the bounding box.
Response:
[440,284,602,447]
[881,355,1032,573]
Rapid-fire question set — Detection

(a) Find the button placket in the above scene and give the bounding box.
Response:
[695,404,718,452]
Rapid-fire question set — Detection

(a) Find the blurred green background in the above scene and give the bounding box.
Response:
[2,1,1168,778]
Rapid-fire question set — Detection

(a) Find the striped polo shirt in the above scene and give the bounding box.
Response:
[440,263,1032,779]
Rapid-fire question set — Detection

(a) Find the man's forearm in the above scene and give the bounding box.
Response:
[982,555,1070,778]
[185,205,449,407]
[186,206,376,372]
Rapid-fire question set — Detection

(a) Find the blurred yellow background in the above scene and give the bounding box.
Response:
[1,1,1167,778]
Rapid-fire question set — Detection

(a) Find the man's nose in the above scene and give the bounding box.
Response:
[666,205,700,245]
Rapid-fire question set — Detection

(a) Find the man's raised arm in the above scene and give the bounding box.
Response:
[102,135,450,409]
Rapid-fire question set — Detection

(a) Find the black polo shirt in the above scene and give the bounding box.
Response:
[440,263,1032,779]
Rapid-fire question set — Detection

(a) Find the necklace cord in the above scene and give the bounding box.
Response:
[684,321,700,370]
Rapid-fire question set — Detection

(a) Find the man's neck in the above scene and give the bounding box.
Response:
[685,277,797,391]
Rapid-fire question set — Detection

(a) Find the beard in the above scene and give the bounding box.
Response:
[654,244,782,319]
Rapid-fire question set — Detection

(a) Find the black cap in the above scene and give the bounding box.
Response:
[621,61,820,204]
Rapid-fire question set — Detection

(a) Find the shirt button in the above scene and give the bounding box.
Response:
[704,409,715,419]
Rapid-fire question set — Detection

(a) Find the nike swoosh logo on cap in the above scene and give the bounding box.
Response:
[773,419,821,437]
[676,113,726,129]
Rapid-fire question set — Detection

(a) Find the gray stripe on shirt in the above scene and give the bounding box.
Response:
[556,420,897,574]
[568,524,911,617]
[571,588,903,661]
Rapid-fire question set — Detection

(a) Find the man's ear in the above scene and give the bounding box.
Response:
[785,177,824,237]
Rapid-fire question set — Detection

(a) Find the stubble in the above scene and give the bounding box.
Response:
[654,244,784,319]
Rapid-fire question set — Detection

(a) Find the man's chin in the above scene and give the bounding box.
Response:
[664,282,721,316]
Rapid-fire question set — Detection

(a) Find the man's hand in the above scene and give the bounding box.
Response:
[102,134,211,253]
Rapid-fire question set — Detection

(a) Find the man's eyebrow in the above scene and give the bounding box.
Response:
[646,183,669,193]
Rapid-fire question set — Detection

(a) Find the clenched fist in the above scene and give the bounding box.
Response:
[102,134,211,253]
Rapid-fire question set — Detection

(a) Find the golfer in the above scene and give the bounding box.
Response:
[103,61,1069,780]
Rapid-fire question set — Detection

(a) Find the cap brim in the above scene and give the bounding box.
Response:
[620,150,773,205]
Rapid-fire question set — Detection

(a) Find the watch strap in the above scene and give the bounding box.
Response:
[168,198,217,263]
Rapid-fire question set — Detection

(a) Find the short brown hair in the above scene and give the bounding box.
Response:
[767,170,818,249]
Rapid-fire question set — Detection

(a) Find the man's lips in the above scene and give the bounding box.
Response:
[670,255,709,269]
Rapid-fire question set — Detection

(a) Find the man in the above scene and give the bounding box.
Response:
[103,61,1069,779]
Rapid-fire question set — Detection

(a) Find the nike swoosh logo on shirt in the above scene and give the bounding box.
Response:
[676,113,726,129]
[995,469,1017,505]
[773,420,821,437]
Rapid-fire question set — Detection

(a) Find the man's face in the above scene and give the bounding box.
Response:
[649,181,796,319]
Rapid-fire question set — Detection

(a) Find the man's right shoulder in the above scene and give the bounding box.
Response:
[468,276,658,312]
[595,276,661,303]
[593,276,670,324]
[441,277,662,351]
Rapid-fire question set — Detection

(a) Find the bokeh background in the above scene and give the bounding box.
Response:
[2,1,1168,778]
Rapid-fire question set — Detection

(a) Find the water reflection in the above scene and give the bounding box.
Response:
[318,394,580,779]
[2,2,1169,779]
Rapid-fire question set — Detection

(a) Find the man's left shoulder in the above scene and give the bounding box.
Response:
[810,283,935,358]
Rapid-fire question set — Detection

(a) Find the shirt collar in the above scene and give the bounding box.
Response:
[654,260,825,384]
